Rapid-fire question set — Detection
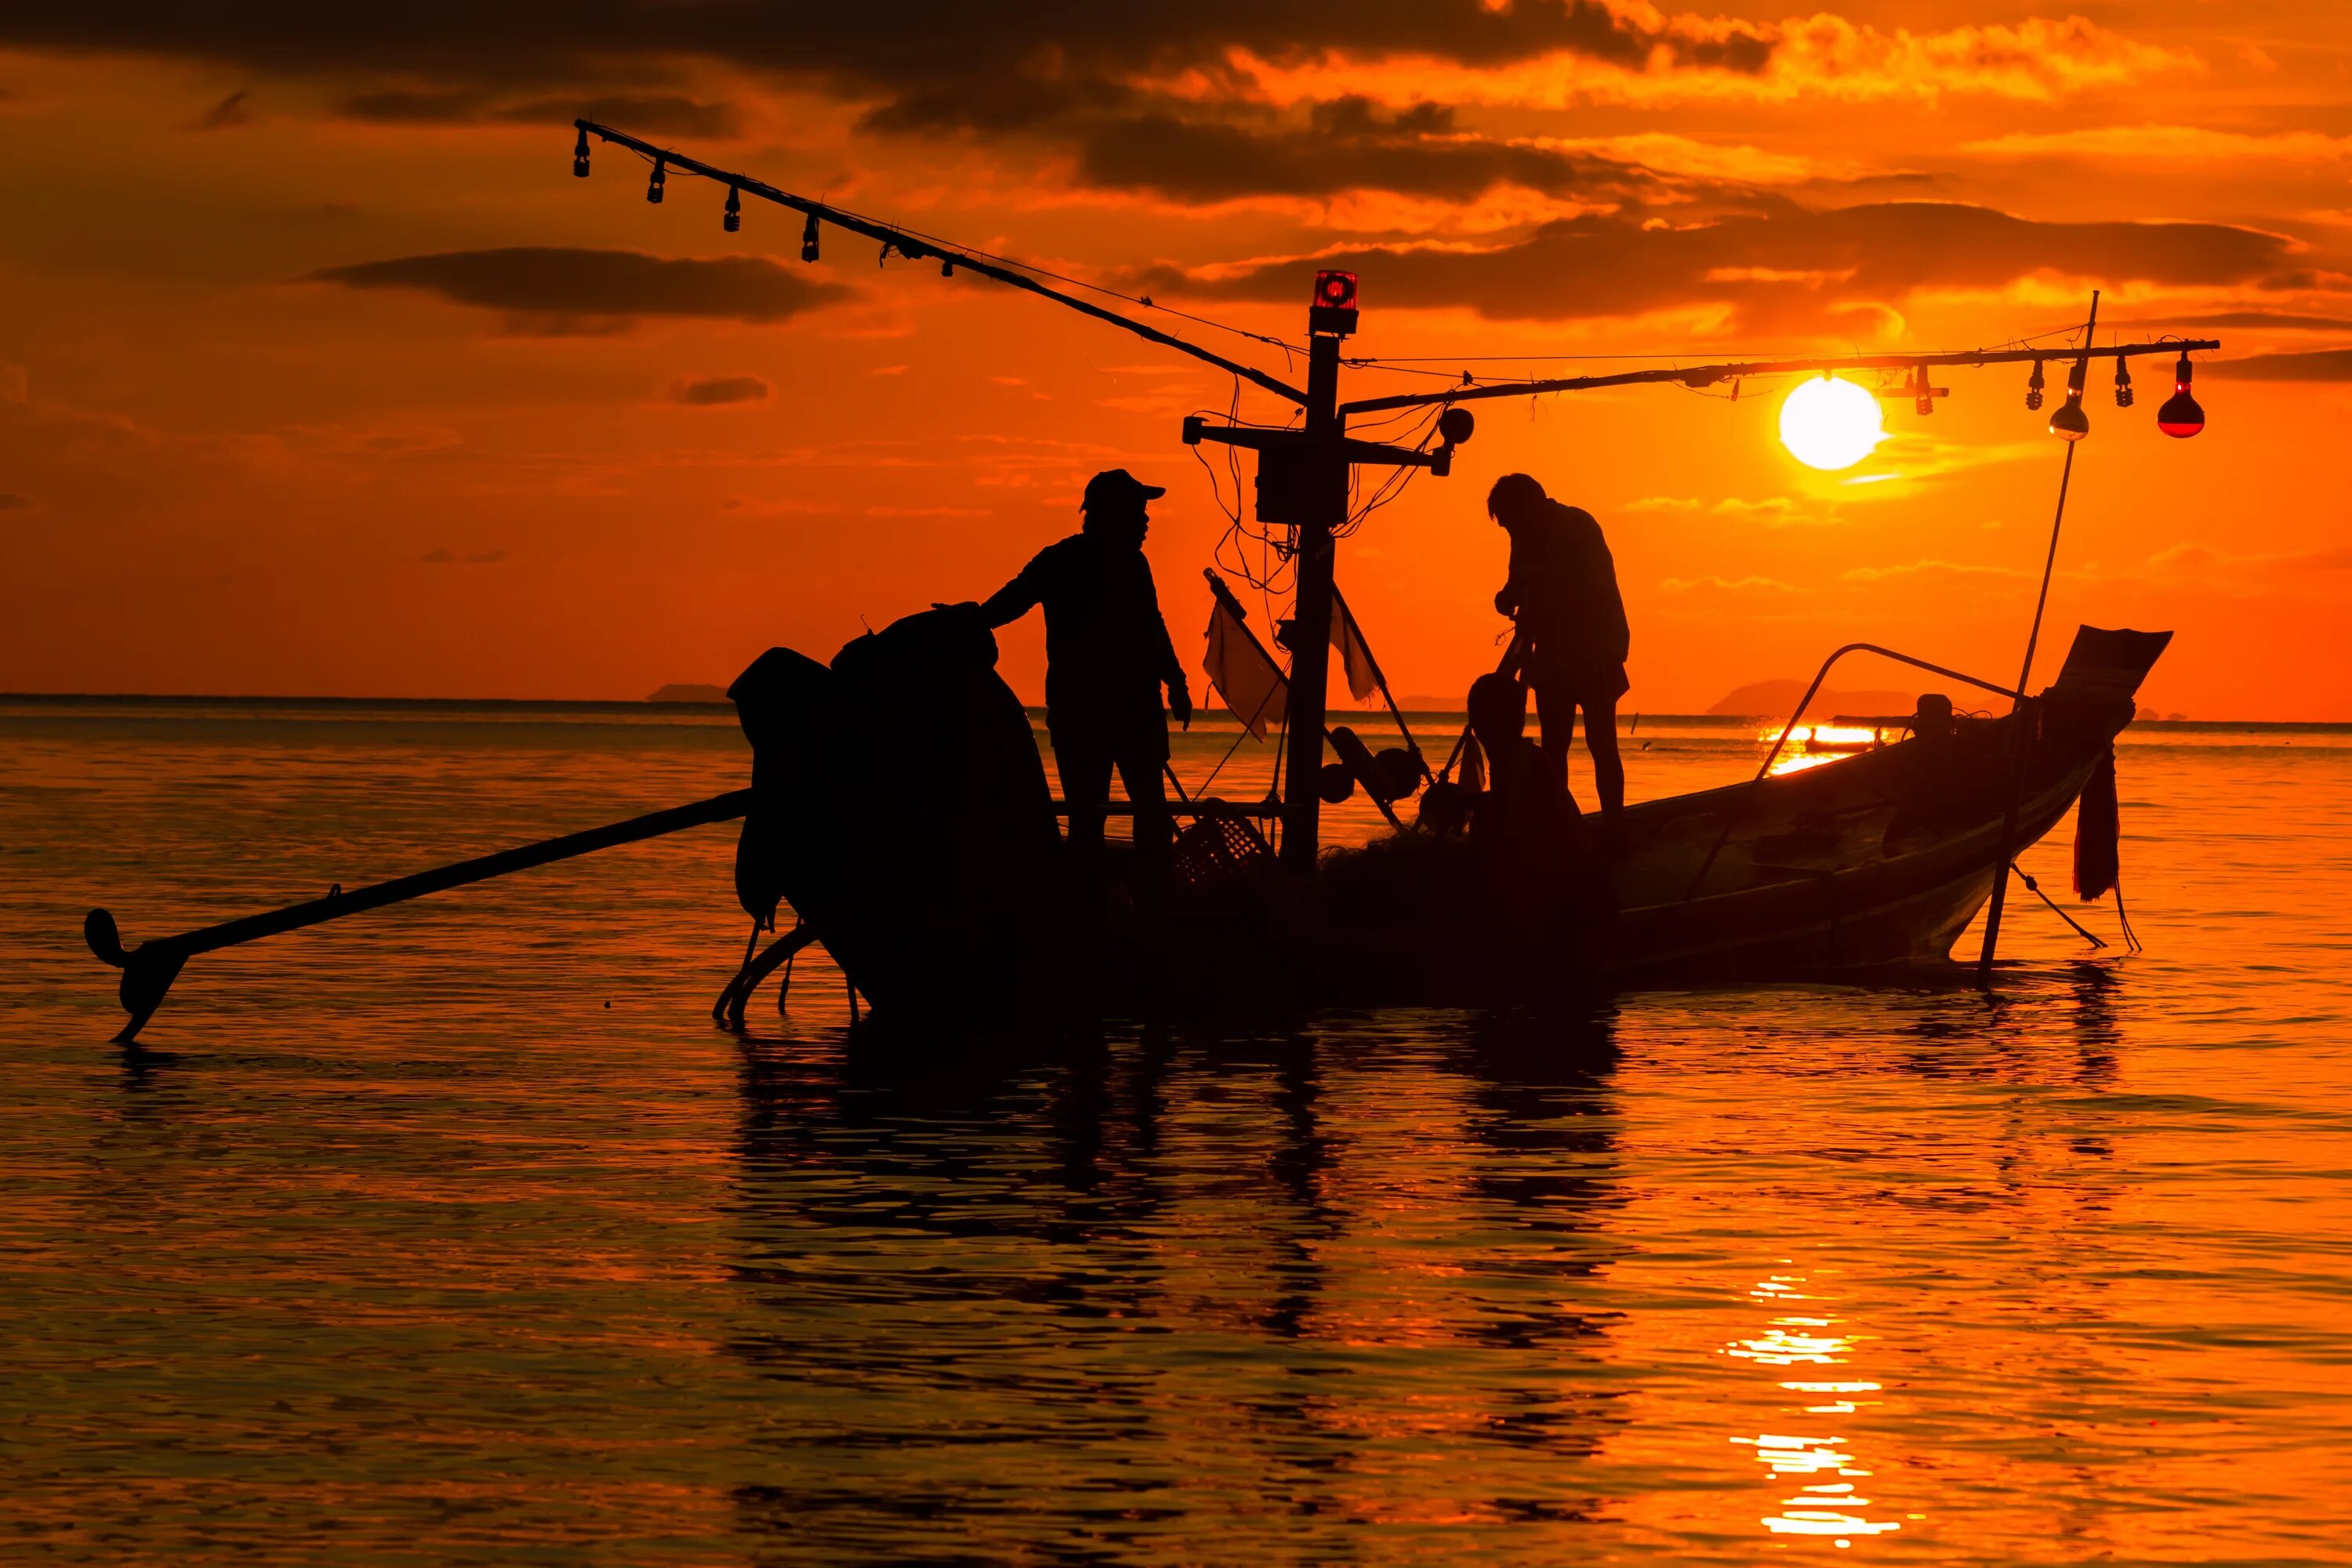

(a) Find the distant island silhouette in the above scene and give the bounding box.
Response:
[647,683,729,704]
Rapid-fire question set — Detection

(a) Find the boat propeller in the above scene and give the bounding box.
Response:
[84,909,187,1046]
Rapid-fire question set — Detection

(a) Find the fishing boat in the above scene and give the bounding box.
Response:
[690,608,2169,1024]
[78,124,2206,1042]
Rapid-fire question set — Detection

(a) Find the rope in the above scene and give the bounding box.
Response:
[1196,721,1257,797]
[778,918,800,1013]
[2009,862,2107,948]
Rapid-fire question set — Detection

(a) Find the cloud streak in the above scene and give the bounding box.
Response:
[338,90,741,137]
[307,248,848,332]
[2209,347,2352,381]
[1160,201,2299,330]
[191,87,252,129]
[672,374,771,405]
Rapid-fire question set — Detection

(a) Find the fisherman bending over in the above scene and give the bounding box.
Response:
[1466,672,1580,869]
[1488,473,1630,846]
[979,468,1192,912]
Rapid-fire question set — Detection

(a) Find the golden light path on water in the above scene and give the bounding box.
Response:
[1726,1269,1905,1545]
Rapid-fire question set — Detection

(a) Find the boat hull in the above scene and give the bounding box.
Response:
[1159,633,2165,1010]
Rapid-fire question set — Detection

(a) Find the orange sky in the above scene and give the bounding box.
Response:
[2,5,2348,717]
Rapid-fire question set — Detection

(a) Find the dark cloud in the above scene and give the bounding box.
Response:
[339,89,740,138]
[673,374,771,405]
[0,4,1770,203]
[2172,311,2352,332]
[191,87,252,129]
[1155,203,2300,332]
[1069,98,1660,204]
[2209,347,2352,381]
[0,3,1766,87]
[308,247,848,332]
[0,492,31,509]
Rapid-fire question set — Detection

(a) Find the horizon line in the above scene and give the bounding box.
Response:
[0,691,2336,728]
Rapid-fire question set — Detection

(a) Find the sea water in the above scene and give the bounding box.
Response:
[2,697,2348,1563]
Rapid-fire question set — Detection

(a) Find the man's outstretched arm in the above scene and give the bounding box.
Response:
[1140,558,1192,728]
[978,559,1043,628]
[1494,535,1524,617]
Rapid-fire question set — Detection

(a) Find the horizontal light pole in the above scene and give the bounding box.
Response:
[1339,339,2223,416]
[575,119,1308,407]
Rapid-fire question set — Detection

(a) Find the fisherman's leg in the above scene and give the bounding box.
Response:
[1053,728,1116,878]
[1584,691,1626,831]
[1531,677,1573,789]
[1114,716,1173,931]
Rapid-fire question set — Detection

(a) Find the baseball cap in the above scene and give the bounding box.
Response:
[1082,468,1167,510]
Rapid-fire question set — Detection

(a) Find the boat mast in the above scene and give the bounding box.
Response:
[1286,301,1346,869]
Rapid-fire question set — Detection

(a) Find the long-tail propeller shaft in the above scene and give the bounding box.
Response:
[85,789,753,1044]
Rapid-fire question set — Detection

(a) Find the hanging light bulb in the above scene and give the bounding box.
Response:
[2049,358,2090,441]
[800,212,820,263]
[572,127,590,179]
[2114,357,2134,408]
[2157,351,2205,437]
[723,185,741,233]
[646,158,665,205]
[2025,359,2045,412]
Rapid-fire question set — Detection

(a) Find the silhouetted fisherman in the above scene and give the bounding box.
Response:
[1488,473,1630,847]
[980,469,1192,914]
[1466,672,1580,872]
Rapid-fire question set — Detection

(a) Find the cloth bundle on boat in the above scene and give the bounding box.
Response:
[2048,626,2165,904]
[728,604,1069,1022]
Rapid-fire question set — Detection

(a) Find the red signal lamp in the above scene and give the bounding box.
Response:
[2157,351,2205,438]
[1309,269,1359,337]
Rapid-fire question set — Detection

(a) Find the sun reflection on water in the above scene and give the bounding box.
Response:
[1759,724,1886,776]
[1725,1269,1906,1546]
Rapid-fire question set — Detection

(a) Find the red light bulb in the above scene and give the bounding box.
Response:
[2157,351,2205,438]
[1307,269,1360,337]
[1313,270,1358,309]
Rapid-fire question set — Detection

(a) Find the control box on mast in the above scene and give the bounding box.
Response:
[1182,271,1474,869]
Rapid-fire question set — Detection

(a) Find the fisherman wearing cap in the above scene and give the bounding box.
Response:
[980,469,1192,912]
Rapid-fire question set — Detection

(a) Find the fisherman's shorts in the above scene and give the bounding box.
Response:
[1530,659,1631,709]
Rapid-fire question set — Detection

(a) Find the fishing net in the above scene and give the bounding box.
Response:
[1172,810,1273,890]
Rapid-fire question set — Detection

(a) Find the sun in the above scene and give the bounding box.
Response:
[1779,376,1887,471]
